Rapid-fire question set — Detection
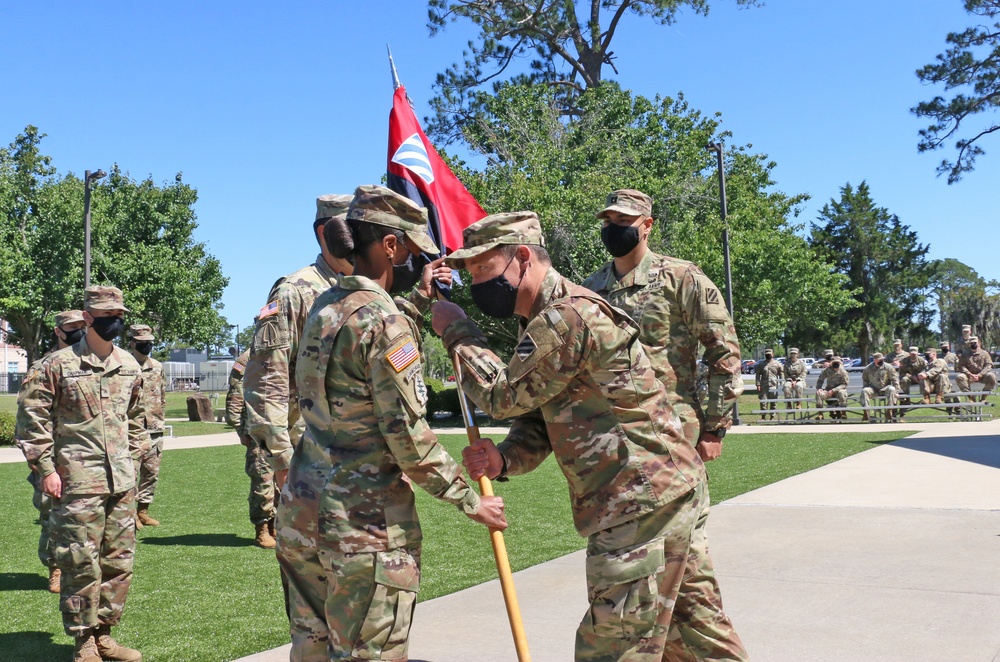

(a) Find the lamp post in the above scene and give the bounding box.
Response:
[83,169,107,289]
[706,142,740,425]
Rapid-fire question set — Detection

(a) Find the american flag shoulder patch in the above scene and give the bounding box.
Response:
[258,301,279,319]
[233,362,245,374]
[386,338,420,373]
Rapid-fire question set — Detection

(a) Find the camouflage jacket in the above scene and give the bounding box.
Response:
[15,337,149,496]
[890,350,908,367]
[923,357,949,380]
[862,362,899,391]
[754,359,783,391]
[958,348,994,377]
[225,350,250,434]
[583,250,742,443]
[899,355,927,378]
[292,275,478,552]
[443,267,704,538]
[784,359,807,382]
[131,351,165,432]
[816,366,849,391]
[942,351,958,369]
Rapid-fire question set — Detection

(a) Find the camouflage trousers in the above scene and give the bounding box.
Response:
[815,385,847,408]
[51,489,137,636]
[956,371,997,393]
[277,532,421,661]
[27,471,55,568]
[920,373,952,398]
[243,433,276,525]
[757,387,778,412]
[783,379,805,400]
[861,385,898,408]
[576,481,745,661]
[135,432,163,505]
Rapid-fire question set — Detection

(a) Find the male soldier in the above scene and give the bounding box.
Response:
[898,346,928,409]
[956,336,997,402]
[225,349,275,548]
[918,347,952,404]
[17,309,87,594]
[582,189,745,660]
[940,341,958,369]
[890,339,907,368]
[128,324,165,528]
[432,212,747,662]
[860,353,899,422]
[815,356,849,420]
[754,349,782,420]
[16,286,147,662]
[958,324,973,353]
[783,347,808,414]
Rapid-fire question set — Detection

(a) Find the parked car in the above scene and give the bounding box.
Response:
[802,357,817,367]
[741,359,757,374]
[813,359,830,370]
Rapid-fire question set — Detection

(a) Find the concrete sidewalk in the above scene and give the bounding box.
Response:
[234,420,1000,662]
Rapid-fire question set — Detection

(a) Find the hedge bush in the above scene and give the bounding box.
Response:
[0,411,16,446]
[424,377,462,418]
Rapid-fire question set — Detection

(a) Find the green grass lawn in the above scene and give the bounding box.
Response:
[1,429,911,661]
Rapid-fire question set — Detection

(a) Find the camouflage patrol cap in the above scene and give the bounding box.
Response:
[129,324,154,341]
[789,347,799,354]
[872,352,884,360]
[970,336,979,342]
[940,341,950,348]
[347,185,438,254]
[316,194,353,221]
[764,348,774,355]
[962,325,972,332]
[445,211,544,269]
[84,286,129,312]
[927,347,938,355]
[54,310,84,327]
[596,189,652,220]
[909,346,919,353]
[823,349,834,357]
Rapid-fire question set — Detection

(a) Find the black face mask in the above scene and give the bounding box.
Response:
[875,359,884,367]
[764,354,773,361]
[970,343,979,350]
[471,255,522,319]
[62,327,86,346]
[134,341,153,356]
[600,223,641,258]
[390,250,422,295]
[90,316,124,341]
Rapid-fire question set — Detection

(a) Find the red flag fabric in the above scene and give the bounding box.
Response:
[387,85,486,255]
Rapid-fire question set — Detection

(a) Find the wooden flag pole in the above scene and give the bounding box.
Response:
[452,354,532,662]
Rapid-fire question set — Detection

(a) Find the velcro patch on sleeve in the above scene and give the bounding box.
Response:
[233,362,245,374]
[258,301,280,319]
[386,339,420,373]
[515,333,537,360]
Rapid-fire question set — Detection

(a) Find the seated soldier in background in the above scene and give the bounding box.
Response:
[782,347,807,414]
[918,347,952,405]
[898,346,928,412]
[940,341,958,369]
[890,339,907,368]
[815,356,849,420]
[956,336,997,402]
[860,353,899,422]
[754,349,782,420]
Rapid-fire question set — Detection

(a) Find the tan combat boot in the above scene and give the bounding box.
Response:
[934,395,943,404]
[48,567,61,593]
[95,624,142,662]
[255,521,276,549]
[136,505,159,527]
[921,395,931,405]
[268,518,276,539]
[861,412,870,422]
[73,629,101,662]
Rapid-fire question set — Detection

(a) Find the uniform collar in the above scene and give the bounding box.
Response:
[525,266,569,321]
[337,275,395,305]
[314,253,344,284]
[592,249,658,292]
[77,336,122,372]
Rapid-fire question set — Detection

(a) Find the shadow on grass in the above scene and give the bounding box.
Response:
[142,533,253,547]
[0,572,47,591]
[0,631,72,660]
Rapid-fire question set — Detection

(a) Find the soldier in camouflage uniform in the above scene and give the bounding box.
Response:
[917,347,952,404]
[860,353,899,422]
[940,341,958,369]
[225,349,276,548]
[277,186,507,661]
[956,336,997,402]
[754,349,782,420]
[889,339,907,368]
[434,211,731,662]
[128,324,165,528]
[17,309,87,594]
[815,357,849,420]
[16,286,147,662]
[898,346,929,410]
[958,325,973,354]
[582,190,746,660]
[782,348,808,414]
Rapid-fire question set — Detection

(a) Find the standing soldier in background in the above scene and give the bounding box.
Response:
[754,349,782,420]
[890,339,907,368]
[815,356,849,420]
[898,346,928,411]
[956,336,997,401]
[917,347,952,405]
[128,324,165,529]
[782,347,808,415]
[860,353,899,422]
[582,189,746,662]
[16,286,147,662]
[225,349,276,549]
[940,341,958,369]
[16,309,87,594]
[958,325,973,353]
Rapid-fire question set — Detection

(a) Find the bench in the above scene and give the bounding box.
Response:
[749,390,993,424]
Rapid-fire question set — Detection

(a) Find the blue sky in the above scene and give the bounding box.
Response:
[2,1,996,333]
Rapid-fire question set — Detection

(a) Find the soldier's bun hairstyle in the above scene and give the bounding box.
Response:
[325,217,404,261]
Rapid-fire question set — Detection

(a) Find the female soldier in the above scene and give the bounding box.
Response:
[276,185,507,661]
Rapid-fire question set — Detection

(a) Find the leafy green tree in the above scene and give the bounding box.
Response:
[0,126,229,366]
[810,182,934,361]
[930,258,1000,345]
[912,0,1000,183]
[426,0,759,143]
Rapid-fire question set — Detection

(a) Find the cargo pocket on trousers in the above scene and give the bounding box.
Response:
[353,548,420,660]
[584,538,665,640]
[61,594,85,615]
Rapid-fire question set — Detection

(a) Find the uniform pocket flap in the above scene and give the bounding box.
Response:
[586,538,664,592]
[375,549,421,592]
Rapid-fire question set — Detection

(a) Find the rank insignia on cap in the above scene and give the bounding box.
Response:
[258,301,279,319]
[387,339,419,373]
[515,334,537,360]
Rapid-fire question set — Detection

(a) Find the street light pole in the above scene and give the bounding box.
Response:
[707,142,740,425]
[83,169,107,289]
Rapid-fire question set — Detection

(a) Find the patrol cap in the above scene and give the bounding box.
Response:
[893,339,902,345]
[970,336,979,342]
[596,189,652,220]
[764,348,774,355]
[129,324,154,341]
[823,349,834,357]
[54,310,85,327]
[909,346,919,353]
[347,185,438,254]
[962,325,971,332]
[316,194,353,222]
[872,352,884,360]
[789,347,799,354]
[926,347,937,354]
[445,211,544,269]
[84,286,129,312]
[940,341,950,348]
